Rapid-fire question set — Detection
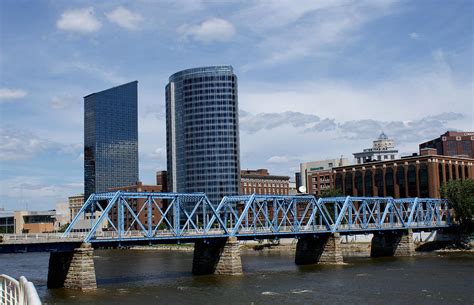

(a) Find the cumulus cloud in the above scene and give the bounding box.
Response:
[178,18,236,42]
[56,7,102,34]
[409,32,419,39]
[0,88,27,100]
[338,112,465,142]
[239,110,332,133]
[0,128,81,161]
[238,0,398,68]
[239,109,463,146]
[0,176,83,210]
[106,6,143,30]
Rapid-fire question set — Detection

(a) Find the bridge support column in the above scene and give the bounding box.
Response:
[295,233,343,265]
[371,229,415,257]
[47,243,97,289]
[192,237,242,275]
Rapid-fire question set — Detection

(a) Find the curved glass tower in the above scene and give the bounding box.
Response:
[166,66,240,204]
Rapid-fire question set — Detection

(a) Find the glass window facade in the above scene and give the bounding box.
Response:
[84,81,139,199]
[166,66,240,204]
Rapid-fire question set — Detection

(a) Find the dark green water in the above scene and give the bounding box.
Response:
[1,249,473,305]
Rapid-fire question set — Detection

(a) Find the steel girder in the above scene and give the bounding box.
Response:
[63,192,451,243]
[63,191,228,243]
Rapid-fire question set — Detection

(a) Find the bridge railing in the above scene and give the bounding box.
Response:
[1,233,86,242]
[0,274,41,305]
[62,192,451,242]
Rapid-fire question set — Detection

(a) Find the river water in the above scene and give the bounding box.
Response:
[1,249,473,305]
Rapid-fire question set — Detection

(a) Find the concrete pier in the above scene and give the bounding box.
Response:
[47,243,97,289]
[192,237,242,275]
[295,233,343,265]
[371,229,415,257]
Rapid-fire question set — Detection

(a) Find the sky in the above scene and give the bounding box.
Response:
[0,0,473,211]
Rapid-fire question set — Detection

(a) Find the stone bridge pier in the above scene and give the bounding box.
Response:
[47,243,97,289]
[370,229,415,257]
[295,233,344,265]
[192,237,243,275]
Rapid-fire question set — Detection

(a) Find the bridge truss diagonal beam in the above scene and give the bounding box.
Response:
[63,193,452,244]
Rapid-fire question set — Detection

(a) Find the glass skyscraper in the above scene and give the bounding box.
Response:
[84,81,139,199]
[166,66,241,204]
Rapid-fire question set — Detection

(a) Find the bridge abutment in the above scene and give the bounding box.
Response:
[192,237,242,275]
[295,233,343,265]
[371,229,415,257]
[47,243,97,289]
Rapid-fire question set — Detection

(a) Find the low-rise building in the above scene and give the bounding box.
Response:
[332,151,473,198]
[299,158,349,192]
[240,169,290,195]
[12,210,56,234]
[419,131,474,158]
[0,210,14,233]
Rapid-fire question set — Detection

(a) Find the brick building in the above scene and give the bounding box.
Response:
[240,169,290,195]
[419,131,474,158]
[108,182,165,229]
[332,150,473,198]
[307,170,334,196]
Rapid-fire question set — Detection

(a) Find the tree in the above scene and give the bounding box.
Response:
[319,188,344,198]
[441,179,474,231]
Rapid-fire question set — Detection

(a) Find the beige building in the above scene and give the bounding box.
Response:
[69,194,84,222]
[13,210,56,234]
[300,158,349,191]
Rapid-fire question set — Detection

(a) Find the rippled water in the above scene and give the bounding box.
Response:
[1,249,473,305]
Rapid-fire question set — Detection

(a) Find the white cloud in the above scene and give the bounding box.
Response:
[0,128,81,161]
[0,176,83,210]
[106,6,143,30]
[52,61,127,84]
[178,18,236,42]
[238,0,398,68]
[409,32,419,39]
[0,88,27,100]
[57,7,102,34]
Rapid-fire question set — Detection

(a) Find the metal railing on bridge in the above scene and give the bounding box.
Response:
[63,192,451,243]
[0,274,41,305]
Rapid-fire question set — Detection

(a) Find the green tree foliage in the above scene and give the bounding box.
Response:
[441,179,474,231]
[319,188,344,198]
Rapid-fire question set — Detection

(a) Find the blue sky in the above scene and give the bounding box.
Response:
[0,0,472,211]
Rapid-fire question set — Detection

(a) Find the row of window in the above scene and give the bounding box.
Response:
[184,106,236,115]
[183,75,235,84]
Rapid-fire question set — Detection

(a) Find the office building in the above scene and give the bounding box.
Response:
[84,81,139,199]
[419,131,474,158]
[353,132,398,164]
[240,169,290,195]
[299,158,349,191]
[166,66,240,204]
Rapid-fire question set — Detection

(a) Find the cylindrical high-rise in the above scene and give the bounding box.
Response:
[166,66,241,204]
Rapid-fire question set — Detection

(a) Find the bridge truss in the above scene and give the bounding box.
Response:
[63,192,451,243]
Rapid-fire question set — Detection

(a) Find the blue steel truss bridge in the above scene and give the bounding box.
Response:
[62,191,452,246]
[0,191,453,290]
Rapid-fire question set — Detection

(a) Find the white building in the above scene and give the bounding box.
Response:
[353,132,398,164]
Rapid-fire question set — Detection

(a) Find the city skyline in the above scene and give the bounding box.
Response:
[0,1,473,210]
